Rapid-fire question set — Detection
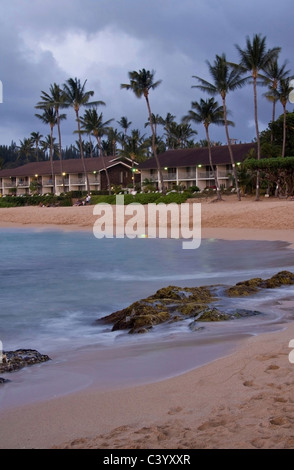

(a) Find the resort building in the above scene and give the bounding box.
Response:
[138,143,257,190]
[0,156,139,196]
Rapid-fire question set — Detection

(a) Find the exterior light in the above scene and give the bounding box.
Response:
[164,167,168,170]
[237,162,241,166]
[132,168,136,173]
[62,172,66,176]
[93,171,97,174]
[198,165,202,168]
[35,174,38,177]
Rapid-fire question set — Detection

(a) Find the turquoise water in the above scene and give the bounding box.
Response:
[0,228,293,354]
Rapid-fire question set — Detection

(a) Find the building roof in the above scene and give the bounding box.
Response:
[0,156,134,178]
[138,143,257,169]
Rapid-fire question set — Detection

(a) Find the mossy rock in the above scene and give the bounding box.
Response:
[263,271,294,288]
[151,286,183,300]
[198,308,230,322]
[179,303,207,316]
[225,278,263,297]
[183,286,215,303]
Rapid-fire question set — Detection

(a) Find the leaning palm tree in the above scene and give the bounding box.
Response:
[30,131,43,162]
[192,54,248,201]
[276,78,294,157]
[183,98,231,201]
[80,108,114,194]
[235,34,280,200]
[35,83,68,184]
[262,59,291,142]
[63,78,105,194]
[35,107,58,193]
[121,69,164,192]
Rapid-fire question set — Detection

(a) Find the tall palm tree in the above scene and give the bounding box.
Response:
[35,107,58,193]
[192,54,248,201]
[183,98,230,201]
[121,69,164,192]
[235,34,280,200]
[277,78,294,157]
[30,131,43,162]
[35,84,68,185]
[80,108,114,194]
[63,77,105,194]
[262,59,291,142]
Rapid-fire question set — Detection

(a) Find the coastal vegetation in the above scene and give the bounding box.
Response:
[0,33,293,199]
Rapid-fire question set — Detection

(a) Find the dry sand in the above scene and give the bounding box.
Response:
[0,195,294,449]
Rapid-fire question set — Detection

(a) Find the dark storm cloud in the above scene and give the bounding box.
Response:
[0,0,293,147]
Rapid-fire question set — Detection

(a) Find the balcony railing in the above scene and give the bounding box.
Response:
[217,171,230,178]
[17,182,29,187]
[43,180,54,186]
[3,182,16,188]
[179,172,196,180]
[197,171,215,179]
[70,178,86,185]
[163,173,177,181]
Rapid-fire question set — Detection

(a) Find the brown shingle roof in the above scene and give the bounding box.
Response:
[139,143,257,169]
[0,156,132,178]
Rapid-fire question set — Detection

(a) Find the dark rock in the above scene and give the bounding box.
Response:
[0,377,10,384]
[0,349,51,373]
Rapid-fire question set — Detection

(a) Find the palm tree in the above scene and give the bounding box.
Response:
[80,108,114,194]
[35,107,58,193]
[192,54,248,201]
[277,78,294,157]
[183,98,229,201]
[262,59,291,142]
[18,138,34,163]
[121,69,165,192]
[235,34,280,200]
[63,77,105,194]
[119,129,149,190]
[30,131,43,162]
[36,83,68,184]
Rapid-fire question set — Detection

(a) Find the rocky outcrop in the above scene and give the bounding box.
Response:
[99,271,294,334]
[0,349,51,374]
[225,270,294,297]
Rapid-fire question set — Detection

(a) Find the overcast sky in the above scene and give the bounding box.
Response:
[0,0,293,149]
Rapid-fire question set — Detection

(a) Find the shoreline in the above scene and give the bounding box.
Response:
[1,198,294,449]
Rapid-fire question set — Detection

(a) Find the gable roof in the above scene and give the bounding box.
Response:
[0,156,135,178]
[138,143,257,169]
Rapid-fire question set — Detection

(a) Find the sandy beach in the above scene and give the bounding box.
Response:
[0,195,294,449]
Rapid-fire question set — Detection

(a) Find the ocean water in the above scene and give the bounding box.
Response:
[0,228,294,408]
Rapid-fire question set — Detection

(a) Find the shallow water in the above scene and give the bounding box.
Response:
[0,229,293,409]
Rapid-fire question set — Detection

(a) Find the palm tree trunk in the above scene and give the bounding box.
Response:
[271,101,276,143]
[56,108,64,189]
[76,109,90,195]
[222,96,241,201]
[145,94,165,193]
[253,76,260,201]
[282,105,286,158]
[205,125,222,201]
[96,136,111,195]
[49,124,55,195]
